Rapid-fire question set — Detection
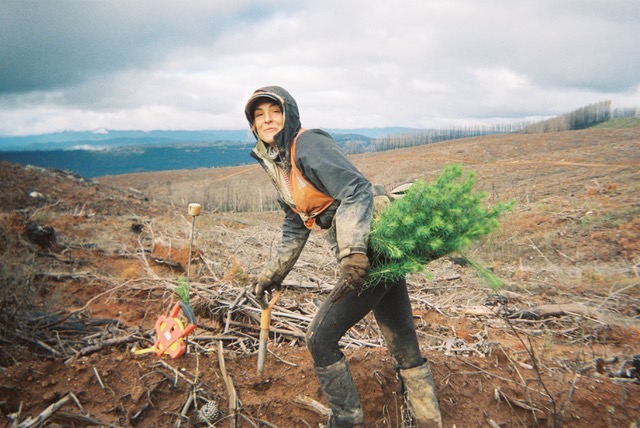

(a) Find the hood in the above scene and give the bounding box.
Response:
[245,86,302,173]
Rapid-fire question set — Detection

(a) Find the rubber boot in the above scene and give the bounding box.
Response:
[398,359,443,428]
[315,356,364,428]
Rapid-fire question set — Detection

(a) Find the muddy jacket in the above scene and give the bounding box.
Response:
[246,86,373,284]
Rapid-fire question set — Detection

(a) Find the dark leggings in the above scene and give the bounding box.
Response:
[305,276,424,369]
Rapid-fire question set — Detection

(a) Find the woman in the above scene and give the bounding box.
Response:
[245,86,442,428]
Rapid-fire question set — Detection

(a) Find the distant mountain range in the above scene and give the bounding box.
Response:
[0,128,416,177]
[0,128,416,151]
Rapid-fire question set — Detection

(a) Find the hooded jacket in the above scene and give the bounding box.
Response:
[246,86,374,284]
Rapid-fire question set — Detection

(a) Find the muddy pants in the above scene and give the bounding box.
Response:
[305,276,424,369]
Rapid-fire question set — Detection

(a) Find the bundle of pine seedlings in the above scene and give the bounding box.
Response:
[367,164,513,288]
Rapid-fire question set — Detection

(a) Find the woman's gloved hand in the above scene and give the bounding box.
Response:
[253,273,281,307]
[340,253,370,289]
[330,253,370,303]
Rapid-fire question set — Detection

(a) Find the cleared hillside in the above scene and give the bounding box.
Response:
[1,127,638,427]
[100,128,640,213]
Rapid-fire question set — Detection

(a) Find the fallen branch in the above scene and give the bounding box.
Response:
[17,394,70,428]
[92,367,106,389]
[218,341,238,428]
[282,280,333,293]
[576,356,619,375]
[509,303,599,320]
[294,395,331,418]
[267,348,298,367]
[449,306,497,317]
[175,391,194,428]
[483,411,501,428]
[51,411,123,428]
[156,360,196,386]
[65,334,138,364]
[36,339,62,357]
[226,319,305,339]
[35,271,93,281]
[497,388,543,416]
[150,256,183,269]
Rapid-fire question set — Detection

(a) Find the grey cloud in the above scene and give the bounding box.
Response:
[0,0,638,135]
[0,0,293,93]
[511,1,640,93]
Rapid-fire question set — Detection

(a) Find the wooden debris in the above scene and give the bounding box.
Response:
[176,392,194,428]
[496,388,543,416]
[156,360,196,386]
[65,335,138,364]
[577,356,619,374]
[24,222,57,249]
[294,395,331,418]
[35,271,93,281]
[218,341,238,428]
[509,303,599,320]
[51,411,123,428]
[150,256,183,269]
[17,394,70,428]
[449,306,496,317]
[483,411,501,428]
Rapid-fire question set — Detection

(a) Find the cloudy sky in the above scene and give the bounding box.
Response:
[1,0,639,136]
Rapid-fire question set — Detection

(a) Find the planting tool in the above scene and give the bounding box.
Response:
[133,301,197,358]
[133,203,201,359]
[257,289,282,376]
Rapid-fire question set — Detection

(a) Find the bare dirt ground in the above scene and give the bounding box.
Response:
[1,127,639,427]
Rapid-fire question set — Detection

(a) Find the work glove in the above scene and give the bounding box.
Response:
[253,273,281,308]
[330,253,370,303]
[341,253,370,289]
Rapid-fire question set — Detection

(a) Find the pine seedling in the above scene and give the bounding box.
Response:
[367,164,513,286]
[175,276,190,306]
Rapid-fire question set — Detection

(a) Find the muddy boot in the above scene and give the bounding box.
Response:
[315,356,364,428]
[399,359,442,428]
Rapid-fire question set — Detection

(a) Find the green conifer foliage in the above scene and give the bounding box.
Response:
[175,276,190,306]
[368,164,513,286]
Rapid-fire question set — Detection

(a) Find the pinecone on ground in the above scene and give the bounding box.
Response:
[197,400,223,424]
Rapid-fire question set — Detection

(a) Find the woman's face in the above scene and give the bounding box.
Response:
[254,101,284,145]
